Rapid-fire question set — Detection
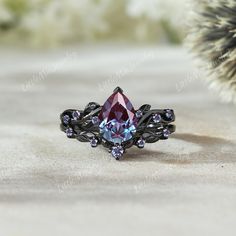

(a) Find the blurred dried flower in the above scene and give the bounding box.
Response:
[187,0,236,103]
[0,0,188,47]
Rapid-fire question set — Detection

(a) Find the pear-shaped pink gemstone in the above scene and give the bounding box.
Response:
[98,88,137,144]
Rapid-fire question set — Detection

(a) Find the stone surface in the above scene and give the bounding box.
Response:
[98,89,137,144]
[0,46,236,236]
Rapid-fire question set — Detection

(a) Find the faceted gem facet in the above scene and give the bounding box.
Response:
[135,110,143,119]
[63,115,70,124]
[72,111,80,120]
[98,89,137,144]
[137,138,145,149]
[90,137,98,147]
[66,128,74,138]
[111,145,124,159]
[163,129,170,138]
[165,110,173,120]
[92,116,100,125]
[153,113,161,123]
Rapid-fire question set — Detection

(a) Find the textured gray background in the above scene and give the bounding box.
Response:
[0,46,236,236]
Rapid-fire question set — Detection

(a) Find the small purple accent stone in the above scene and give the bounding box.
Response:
[152,114,161,123]
[72,111,80,120]
[66,128,74,137]
[165,110,173,119]
[163,129,170,138]
[135,110,143,119]
[111,145,124,160]
[90,103,97,109]
[63,115,70,125]
[137,138,145,149]
[92,116,100,125]
[90,137,98,147]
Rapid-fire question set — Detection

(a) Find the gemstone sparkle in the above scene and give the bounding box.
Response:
[66,128,74,138]
[165,110,173,120]
[163,129,171,138]
[135,110,143,119]
[92,116,100,125]
[72,111,80,120]
[63,115,70,125]
[153,113,161,123]
[137,138,145,148]
[90,137,98,147]
[111,145,124,159]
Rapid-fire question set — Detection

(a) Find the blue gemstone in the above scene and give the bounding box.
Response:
[99,119,136,144]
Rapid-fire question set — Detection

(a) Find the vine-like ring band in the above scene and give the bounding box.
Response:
[60,87,176,160]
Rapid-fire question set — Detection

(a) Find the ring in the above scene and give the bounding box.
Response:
[60,87,176,160]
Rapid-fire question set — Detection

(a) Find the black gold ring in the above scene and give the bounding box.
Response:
[60,87,176,160]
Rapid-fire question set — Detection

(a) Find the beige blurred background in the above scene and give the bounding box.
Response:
[0,1,236,236]
[0,0,188,46]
